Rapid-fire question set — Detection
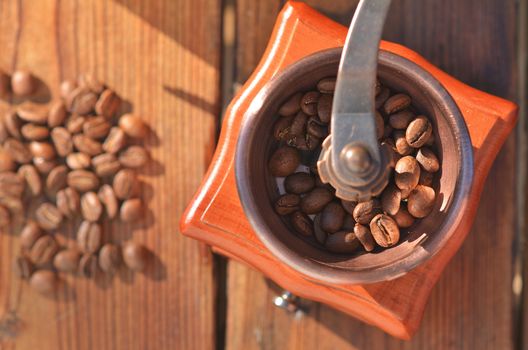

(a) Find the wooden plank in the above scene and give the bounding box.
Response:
[0,0,220,349]
[226,0,518,348]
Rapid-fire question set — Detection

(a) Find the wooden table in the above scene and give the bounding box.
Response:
[0,0,522,349]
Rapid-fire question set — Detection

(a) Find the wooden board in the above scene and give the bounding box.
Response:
[0,0,220,349]
[226,0,519,348]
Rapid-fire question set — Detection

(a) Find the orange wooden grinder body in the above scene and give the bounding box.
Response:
[180,2,517,339]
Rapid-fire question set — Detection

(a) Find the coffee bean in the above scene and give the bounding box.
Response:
[35,203,63,231]
[317,77,336,94]
[14,255,34,279]
[66,152,91,170]
[73,134,102,156]
[406,116,432,148]
[300,91,320,116]
[381,138,400,167]
[83,116,111,139]
[18,164,42,196]
[98,184,118,219]
[0,194,22,216]
[354,224,376,252]
[77,220,102,253]
[389,110,414,129]
[51,127,73,157]
[306,117,328,139]
[274,194,300,215]
[122,242,149,272]
[20,221,42,249]
[289,133,319,151]
[395,156,420,191]
[319,201,346,233]
[53,249,81,273]
[95,89,121,118]
[268,146,300,177]
[48,101,67,128]
[56,187,80,218]
[0,204,10,227]
[381,184,401,216]
[119,145,149,168]
[391,205,415,228]
[416,147,440,173]
[290,211,313,236]
[11,70,36,97]
[375,111,384,140]
[0,171,25,197]
[21,123,49,140]
[0,70,10,97]
[66,114,86,134]
[33,157,57,175]
[407,185,436,218]
[29,270,57,295]
[278,92,302,117]
[46,165,68,195]
[4,138,32,163]
[289,111,308,136]
[419,169,434,186]
[99,243,122,274]
[103,127,127,154]
[273,116,293,141]
[375,87,390,109]
[92,152,121,177]
[313,214,327,245]
[317,93,333,123]
[120,198,143,222]
[369,214,400,248]
[60,79,78,99]
[300,187,333,214]
[67,170,99,192]
[119,114,148,138]
[393,130,412,156]
[29,141,56,160]
[81,192,103,222]
[4,111,22,141]
[113,169,138,199]
[353,199,381,225]
[383,93,411,115]
[325,231,360,253]
[78,253,99,278]
[284,172,315,194]
[29,235,59,264]
[78,73,105,94]
[0,149,15,172]
[17,103,48,124]
[66,87,98,115]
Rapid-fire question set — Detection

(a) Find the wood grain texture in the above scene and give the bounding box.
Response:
[0,0,220,349]
[226,0,518,349]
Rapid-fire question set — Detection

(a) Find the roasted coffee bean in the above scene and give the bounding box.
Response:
[353,199,381,225]
[325,231,360,253]
[288,111,308,137]
[29,141,56,160]
[29,270,57,295]
[391,205,415,228]
[0,204,9,228]
[407,185,436,218]
[381,184,401,216]
[73,134,103,156]
[4,138,32,163]
[18,164,42,196]
[56,187,80,218]
[375,87,390,109]
[290,211,313,236]
[12,70,36,97]
[393,130,412,156]
[284,172,315,194]
[21,123,49,140]
[81,191,103,222]
[53,249,81,273]
[406,116,432,148]
[103,126,127,154]
[48,100,67,128]
[419,169,434,186]
[29,235,59,264]
[17,103,48,124]
[67,170,99,192]
[119,114,148,138]
[342,214,355,230]
[300,187,333,214]
[99,243,122,274]
[268,146,300,177]
[46,165,68,195]
[83,116,111,139]
[95,89,121,118]
[113,169,138,199]
[122,242,149,272]
[313,214,327,245]
[120,198,143,222]
[66,87,98,115]
[66,152,91,169]
[320,202,345,233]
[395,156,420,192]
[381,138,400,167]
[35,203,63,231]
[66,114,86,134]
[14,255,34,279]
[416,147,440,173]
[354,224,376,252]
[60,79,78,98]
[0,70,10,97]
[98,184,118,219]
[78,73,105,94]
[278,92,302,117]
[369,214,400,248]
[78,253,98,278]
[289,133,319,151]
[375,111,384,140]
[20,221,42,249]
[0,171,25,197]
[300,91,320,116]
[274,194,300,215]
[0,195,22,215]
[77,221,102,253]
[273,116,293,141]
[317,77,336,94]
[4,110,22,139]
[119,145,149,168]
[389,110,414,129]
[383,124,393,139]
[383,93,411,115]
[0,149,15,172]
[317,93,332,123]
[92,152,121,177]
[33,157,57,175]
[341,200,357,215]
[51,127,73,157]
[306,117,328,138]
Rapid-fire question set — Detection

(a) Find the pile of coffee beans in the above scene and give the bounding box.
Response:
[269,77,439,254]
[0,70,152,295]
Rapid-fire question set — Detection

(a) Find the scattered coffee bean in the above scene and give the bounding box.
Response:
[369,214,400,248]
[18,164,42,196]
[5,138,32,163]
[407,185,436,218]
[113,169,138,199]
[46,165,68,195]
[12,70,36,97]
[20,221,42,249]
[313,214,327,245]
[317,77,336,94]
[381,184,401,216]
[320,202,345,233]
[290,211,313,236]
[95,89,121,118]
[279,93,302,117]
[66,152,91,169]
[122,242,149,272]
[78,74,105,94]
[120,198,143,222]
[99,243,122,274]
[383,93,411,115]
[354,224,376,252]
[317,94,333,123]
[284,172,315,194]
[83,116,111,139]
[33,157,57,174]
[274,194,300,215]
[325,231,360,253]
[419,169,434,187]
[118,145,149,168]
[51,127,73,157]
[81,191,103,222]
[29,270,57,295]
[14,255,34,279]
[393,130,412,156]
[119,114,148,138]
[353,199,381,225]
[98,184,118,219]
[21,123,50,140]
[92,152,121,177]
[48,101,67,128]
[4,110,22,140]
[77,220,102,253]
[0,171,25,198]
[0,150,15,172]
[35,203,63,231]
[78,253,98,278]
[389,110,414,129]
[416,147,440,173]
[395,156,420,192]
[269,146,300,177]
[60,79,77,99]
[73,134,103,156]
[29,141,56,160]
[66,87,98,115]
[391,205,415,228]
[67,170,99,192]
[56,187,80,218]
[66,114,86,134]
[53,249,81,273]
[375,87,390,109]
[300,91,320,116]
[103,127,127,154]
[300,187,333,214]
[406,116,432,148]
[29,235,59,264]
[17,103,48,124]
[341,200,357,215]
